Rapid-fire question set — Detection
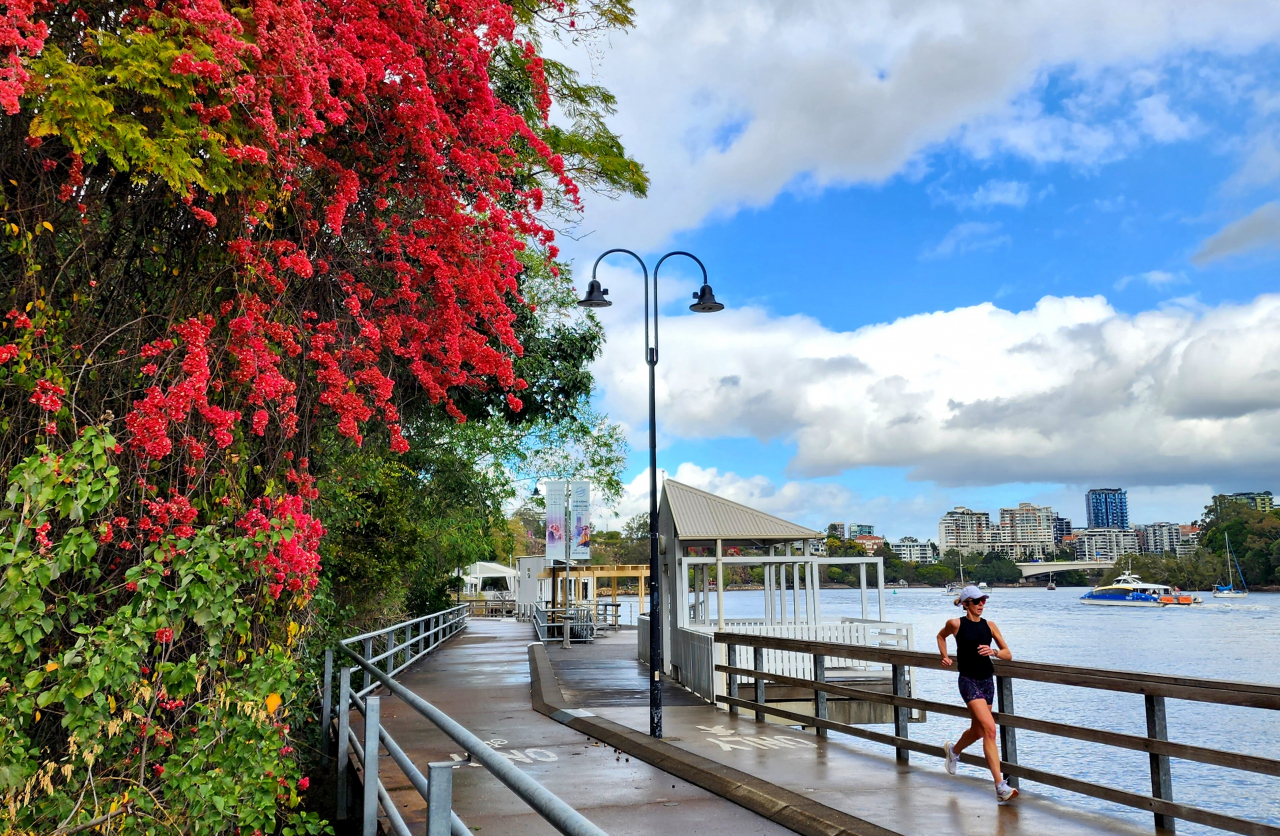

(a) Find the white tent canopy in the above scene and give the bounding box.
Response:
[459,561,518,594]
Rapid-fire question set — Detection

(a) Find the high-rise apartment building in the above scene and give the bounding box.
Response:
[849,524,875,537]
[827,522,846,540]
[892,537,938,563]
[1086,488,1129,530]
[1135,522,1181,555]
[1052,515,1072,546]
[1073,528,1139,560]
[938,507,991,555]
[992,503,1055,559]
[1213,491,1275,515]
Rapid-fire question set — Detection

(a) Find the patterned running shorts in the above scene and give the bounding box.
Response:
[958,675,995,705]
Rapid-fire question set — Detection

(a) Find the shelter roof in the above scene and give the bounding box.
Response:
[661,479,821,542]
[460,561,519,580]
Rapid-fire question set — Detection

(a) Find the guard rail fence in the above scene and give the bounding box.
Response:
[322,604,609,836]
[714,630,1280,836]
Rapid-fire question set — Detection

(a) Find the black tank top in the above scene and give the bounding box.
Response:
[956,617,994,679]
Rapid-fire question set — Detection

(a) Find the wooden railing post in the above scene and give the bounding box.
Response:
[727,644,738,716]
[1146,694,1175,832]
[753,646,766,723]
[813,653,827,738]
[997,675,1018,789]
[892,663,909,764]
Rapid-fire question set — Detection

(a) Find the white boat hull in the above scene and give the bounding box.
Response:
[1212,590,1248,598]
[1079,597,1167,607]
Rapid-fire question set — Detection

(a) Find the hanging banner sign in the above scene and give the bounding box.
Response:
[544,481,566,558]
[569,480,591,562]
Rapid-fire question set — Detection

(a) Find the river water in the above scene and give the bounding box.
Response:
[619,586,1280,834]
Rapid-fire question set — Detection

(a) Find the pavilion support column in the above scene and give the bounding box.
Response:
[792,563,801,625]
[764,558,773,625]
[716,539,725,631]
[773,560,783,619]
[877,556,887,622]
[812,561,821,623]
[859,563,868,620]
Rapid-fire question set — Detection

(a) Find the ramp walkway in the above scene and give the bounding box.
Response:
[367,618,795,834]
[543,629,1154,836]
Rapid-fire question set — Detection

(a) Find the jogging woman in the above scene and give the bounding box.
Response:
[936,585,1017,802]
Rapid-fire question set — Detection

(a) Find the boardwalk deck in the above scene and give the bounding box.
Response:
[363,618,794,835]
[548,629,1157,836]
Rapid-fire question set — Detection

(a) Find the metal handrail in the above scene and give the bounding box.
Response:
[714,630,1280,836]
[328,605,608,836]
[338,642,609,836]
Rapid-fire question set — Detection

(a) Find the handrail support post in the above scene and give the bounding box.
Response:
[753,646,766,722]
[321,648,333,761]
[997,675,1018,789]
[814,653,827,738]
[727,643,739,716]
[336,666,352,820]
[362,696,380,836]
[426,761,455,836]
[892,663,909,764]
[1146,694,1175,832]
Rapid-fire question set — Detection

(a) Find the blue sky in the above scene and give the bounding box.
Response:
[549,3,1280,540]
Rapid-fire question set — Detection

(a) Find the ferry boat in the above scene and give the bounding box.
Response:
[1079,571,1200,607]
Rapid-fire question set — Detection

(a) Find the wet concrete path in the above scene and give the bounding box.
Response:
[366,618,794,835]
[553,630,1156,836]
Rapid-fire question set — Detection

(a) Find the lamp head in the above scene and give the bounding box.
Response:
[689,282,724,313]
[577,279,612,308]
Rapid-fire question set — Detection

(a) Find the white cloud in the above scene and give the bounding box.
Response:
[610,464,961,540]
[1192,202,1280,264]
[594,292,1280,489]
[931,179,1031,210]
[554,0,1280,248]
[924,221,1010,258]
[1114,269,1184,290]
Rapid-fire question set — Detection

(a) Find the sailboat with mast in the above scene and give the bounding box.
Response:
[1213,533,1249,599]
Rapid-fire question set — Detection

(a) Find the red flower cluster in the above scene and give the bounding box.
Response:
[155,628,174,644]
[238,494,325,599]
[30,380,65,412]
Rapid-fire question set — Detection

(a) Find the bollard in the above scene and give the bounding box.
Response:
[753,646,766,722]
[1145,694,1175,832]
[892,664,909,764]
[813,653,827,738]
[320,649,333,760]
[726,644,738,716]
[337,667,352,819]
[426,761,455,836]
[997,675,1018,789]
[362,696,380,836]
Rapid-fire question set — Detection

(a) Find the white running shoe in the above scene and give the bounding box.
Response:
[943,741,958,775]
[996,780,1019,802]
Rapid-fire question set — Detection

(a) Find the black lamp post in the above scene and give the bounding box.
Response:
[578,248,725,738]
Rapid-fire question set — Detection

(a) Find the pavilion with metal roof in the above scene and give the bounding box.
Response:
[652,479,889,682]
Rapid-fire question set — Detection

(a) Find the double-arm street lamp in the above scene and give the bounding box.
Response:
[578,248,724,738]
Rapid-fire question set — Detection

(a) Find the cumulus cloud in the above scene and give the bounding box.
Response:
[552,0,1280,248]
[593,292,1280,489]
[924,222,1011,258]
[1192,202,1280,263]
[608,464,958,538]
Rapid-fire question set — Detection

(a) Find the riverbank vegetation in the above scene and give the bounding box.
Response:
[0,1,640,831]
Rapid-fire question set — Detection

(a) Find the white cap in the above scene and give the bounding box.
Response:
[958,585,988,604]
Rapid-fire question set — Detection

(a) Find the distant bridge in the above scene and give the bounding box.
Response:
[1015,559,1115,579]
